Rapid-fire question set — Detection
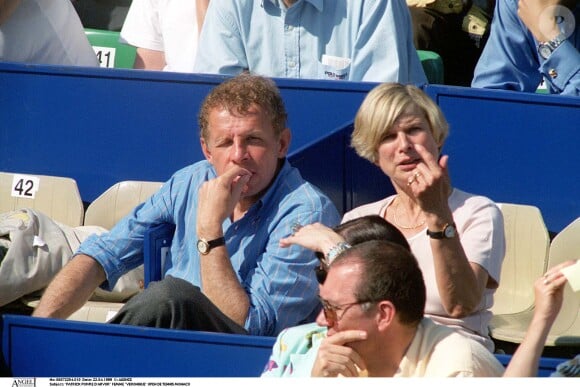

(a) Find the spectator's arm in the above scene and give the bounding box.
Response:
[539,42,580,95]
[518,0,580,95]
[503,260,575,376]
[350,0,426,83]
[33,254,106,319]
[472,0,544,92]
[134,47,166,70]
[194,1,247,75]
[196,0,210,34]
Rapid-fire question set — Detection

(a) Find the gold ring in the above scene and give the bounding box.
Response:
[407,172,421,186]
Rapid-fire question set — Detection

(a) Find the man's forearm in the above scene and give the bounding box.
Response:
[33,254,106,319]
[200,246,250,327]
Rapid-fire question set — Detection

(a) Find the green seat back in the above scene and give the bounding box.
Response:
[85,28,137,69]
[417,50,444,84]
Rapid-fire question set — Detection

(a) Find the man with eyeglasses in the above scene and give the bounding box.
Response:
[262,240,504,377]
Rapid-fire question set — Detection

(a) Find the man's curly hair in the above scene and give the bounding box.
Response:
[198,73,288,141]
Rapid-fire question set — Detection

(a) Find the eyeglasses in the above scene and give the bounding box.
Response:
[314,252,328,284]
[319,296,371,325]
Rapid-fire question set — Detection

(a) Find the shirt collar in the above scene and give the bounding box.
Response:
[266,0,323,12]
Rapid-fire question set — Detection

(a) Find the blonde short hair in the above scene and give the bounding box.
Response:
[351,83,449,164]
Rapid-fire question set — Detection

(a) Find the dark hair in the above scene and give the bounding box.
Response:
[333,240,426,326]
[335,215,410,251]
[198,73,288,141]
[315,216,409,284]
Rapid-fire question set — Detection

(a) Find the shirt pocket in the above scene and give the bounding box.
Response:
[318,54,351,80]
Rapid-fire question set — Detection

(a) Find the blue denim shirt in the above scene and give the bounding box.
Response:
[194,0,427,84]
[78,159,340,336]
[472,0,580,95]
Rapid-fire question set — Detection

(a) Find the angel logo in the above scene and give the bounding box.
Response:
[11,379,35,387]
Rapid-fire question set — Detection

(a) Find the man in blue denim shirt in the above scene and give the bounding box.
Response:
[472,0,579,96]
[33,74,341,336]
[193,0,427,84]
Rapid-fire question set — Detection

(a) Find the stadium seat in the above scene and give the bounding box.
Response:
[84,180,163,229]
[489,203,550,343]
[491,203,550,316]
[84,28,137,69]
[67,180,163,323]
[491,215,580,347]
[417,50,444,84]
[541,217,580,346]
[0,171,84,227]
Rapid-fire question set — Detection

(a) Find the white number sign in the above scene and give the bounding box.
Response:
[11,174,40,199]
[93,46,117,68]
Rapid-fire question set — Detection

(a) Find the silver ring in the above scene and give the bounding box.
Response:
[291,223,302,235]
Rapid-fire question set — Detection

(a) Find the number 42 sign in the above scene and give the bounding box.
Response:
[11,174,40,199]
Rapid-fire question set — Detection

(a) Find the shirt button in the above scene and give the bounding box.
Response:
[286,25,294,31]
[549,69,558,79]
[288,60,296,68]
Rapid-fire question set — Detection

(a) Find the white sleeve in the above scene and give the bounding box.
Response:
[119,0,164,52]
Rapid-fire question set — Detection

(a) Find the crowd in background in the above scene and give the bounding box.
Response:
[1,0,578,94]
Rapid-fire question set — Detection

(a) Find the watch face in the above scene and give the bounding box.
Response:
[444,224,456,238]
[539,44,552,59]
[197,239,209,254]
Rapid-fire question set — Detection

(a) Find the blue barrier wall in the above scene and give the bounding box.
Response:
[1,62,578,230]
[426,85,580,233]
[1,315,275,377]
[1,315,568,377]
[0,62,376,204]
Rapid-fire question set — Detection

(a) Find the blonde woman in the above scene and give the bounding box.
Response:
[343,83,505,352]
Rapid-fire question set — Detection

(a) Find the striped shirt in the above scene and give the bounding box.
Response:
[79,159,340,335]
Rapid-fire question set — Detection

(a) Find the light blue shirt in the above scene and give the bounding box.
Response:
[78,159,341,336]
[472,0,580,96]
[261,322,325,377]
[194,0,427,84]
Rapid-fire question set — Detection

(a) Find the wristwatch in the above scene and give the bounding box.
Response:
[426,223,457,239]
[197,236,226,255]
[326,242,351,262]
[538,33,566,60]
